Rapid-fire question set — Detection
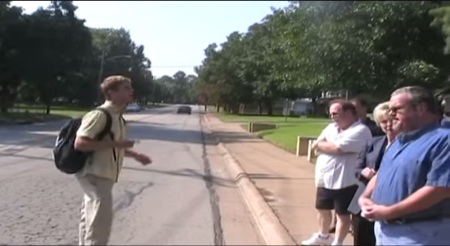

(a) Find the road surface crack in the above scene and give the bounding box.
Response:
[200,115,225,246]
[113,182,154,213]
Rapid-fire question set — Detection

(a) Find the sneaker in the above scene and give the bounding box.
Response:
[301,233,334,245]
[331,240,343,246]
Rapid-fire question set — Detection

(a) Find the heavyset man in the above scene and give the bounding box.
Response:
[302,100,372,246]
[359,86,450,245]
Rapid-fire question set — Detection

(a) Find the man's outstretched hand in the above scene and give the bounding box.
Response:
[134,153,152,165]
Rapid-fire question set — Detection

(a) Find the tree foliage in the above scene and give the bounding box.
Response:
[0,1,156,113]
[154,71,198,104]
[195,1,450,115]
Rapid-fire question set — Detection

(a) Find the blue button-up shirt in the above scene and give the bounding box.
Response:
[441,117,450,129]
[372,123,450,220]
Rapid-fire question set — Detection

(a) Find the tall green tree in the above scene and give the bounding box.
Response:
[0,3,27,112]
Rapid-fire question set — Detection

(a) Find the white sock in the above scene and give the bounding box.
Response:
[331,239,343,245]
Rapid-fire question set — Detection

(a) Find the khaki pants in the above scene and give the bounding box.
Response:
[77,174,114,245]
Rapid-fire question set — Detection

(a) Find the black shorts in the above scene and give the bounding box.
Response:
[315,185,358,215]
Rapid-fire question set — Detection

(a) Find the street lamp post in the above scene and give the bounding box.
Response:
[96,53,132,103]
[152,79,156,106]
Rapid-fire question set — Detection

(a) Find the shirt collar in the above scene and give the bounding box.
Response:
[333,119,361,131]
[102,101,123,114]
[397,122,440,144]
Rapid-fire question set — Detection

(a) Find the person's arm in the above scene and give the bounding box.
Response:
[317,126,371,155]
[315,140,344,154]
[358,174,378,210]
[387,140,450,218]
[125,149,139,158]
[74,111,132,151]
[355,153,369,182]
[361,174,378,199]
[311,125,329,152]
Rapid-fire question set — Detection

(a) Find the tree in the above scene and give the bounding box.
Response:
[21,1,92,113]
[0,1,155,113]
[0,3,27,113]
[430,4,450,54]
[194,1,450,115]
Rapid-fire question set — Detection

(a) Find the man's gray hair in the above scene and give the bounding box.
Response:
[391,86,440,114]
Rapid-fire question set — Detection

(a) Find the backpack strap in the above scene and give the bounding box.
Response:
[120,115,126,125]
[94,108,113,140]
[94,108,117,162]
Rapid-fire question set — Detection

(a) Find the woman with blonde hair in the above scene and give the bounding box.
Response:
[348,101,400,246]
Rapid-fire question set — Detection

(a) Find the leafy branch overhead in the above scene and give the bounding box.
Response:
[0,1,155,113]
[195,1,450,115]
[2,1,450,115]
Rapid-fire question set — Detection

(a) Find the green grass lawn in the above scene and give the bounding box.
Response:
[217,113,330,153]
[0,103,168,125]
[146,103,167,108]
[0,105,90,125]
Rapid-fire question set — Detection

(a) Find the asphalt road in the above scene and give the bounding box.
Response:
[0,105,262,245]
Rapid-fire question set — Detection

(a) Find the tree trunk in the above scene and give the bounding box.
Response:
[258,101,263,115]
[45,103,51,115]
[265,99,273,116]
[230,102,239,114]
[0,105,7,114]
[0,89,13,113]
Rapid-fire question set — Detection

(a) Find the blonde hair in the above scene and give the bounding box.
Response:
[100,75,131,99]
[373,101,390,126]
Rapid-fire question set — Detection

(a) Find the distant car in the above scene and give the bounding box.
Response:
[177,105,192,114]
[126,103,142,112]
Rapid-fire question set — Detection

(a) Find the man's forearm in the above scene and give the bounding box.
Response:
[74,137,114,151]
[316,141,343,155]
[389,186,450,219]
[362,174,378,198]
[125,149,139,158]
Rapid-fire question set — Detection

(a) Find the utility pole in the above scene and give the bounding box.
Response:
[284,98,289,122]
[96,51,132,104]
[96,48,106,105]
[152,79,156,106]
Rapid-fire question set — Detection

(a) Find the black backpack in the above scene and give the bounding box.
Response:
[53,108,113,174]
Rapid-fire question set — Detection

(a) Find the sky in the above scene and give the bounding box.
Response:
[11,1,291,78]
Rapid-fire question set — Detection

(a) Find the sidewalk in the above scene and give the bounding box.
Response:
[204,114,353,245]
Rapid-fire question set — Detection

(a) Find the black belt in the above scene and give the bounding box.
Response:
[385,215,450,225]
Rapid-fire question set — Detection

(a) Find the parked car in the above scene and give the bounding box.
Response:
[177,105,192,114]
[126,103,142,112]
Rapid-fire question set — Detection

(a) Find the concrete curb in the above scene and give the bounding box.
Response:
[202,115,297,246]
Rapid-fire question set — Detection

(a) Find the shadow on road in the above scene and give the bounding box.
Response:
[126,122,256,146]
[0,107,258,149]
[123,166,235,188]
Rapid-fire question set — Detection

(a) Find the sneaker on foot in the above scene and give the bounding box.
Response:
[331,240,343,246]
[301,233,333,245]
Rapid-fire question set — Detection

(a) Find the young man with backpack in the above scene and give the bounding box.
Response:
[73,75,151,245]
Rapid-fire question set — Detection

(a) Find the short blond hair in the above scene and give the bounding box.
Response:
[372,101,390,126]
[100,75,131,99]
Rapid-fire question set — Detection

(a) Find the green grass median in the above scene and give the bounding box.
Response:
[0,105,89,125]
[216,113,330,153]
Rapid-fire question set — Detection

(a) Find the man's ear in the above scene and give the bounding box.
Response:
[416,102,428,115]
